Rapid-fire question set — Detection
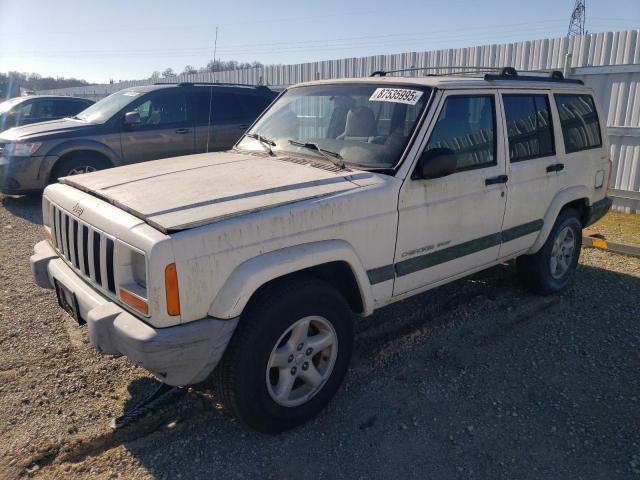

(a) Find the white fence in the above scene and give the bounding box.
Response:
[38,30,640,211]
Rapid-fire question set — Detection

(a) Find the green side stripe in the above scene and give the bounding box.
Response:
[366,219,543,285]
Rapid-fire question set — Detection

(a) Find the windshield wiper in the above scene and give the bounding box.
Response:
[244,132,276,156]
[288,140,345,169]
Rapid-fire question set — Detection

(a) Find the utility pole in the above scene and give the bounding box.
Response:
[567,0,586,37]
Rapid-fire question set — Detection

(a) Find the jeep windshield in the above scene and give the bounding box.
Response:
[237,83,431,169]
[75,89,142,124]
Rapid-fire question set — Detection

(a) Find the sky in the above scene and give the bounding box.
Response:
[0,0,638,83]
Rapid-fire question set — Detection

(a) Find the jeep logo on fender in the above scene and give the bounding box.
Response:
[72,203,84,217]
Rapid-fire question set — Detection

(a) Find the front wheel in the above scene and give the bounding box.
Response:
[516,209,582,295]
[213,275,353,433]
[50,155,108,184]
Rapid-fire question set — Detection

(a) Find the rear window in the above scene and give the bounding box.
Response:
[554,94,602,153]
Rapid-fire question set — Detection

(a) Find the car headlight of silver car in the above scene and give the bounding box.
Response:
[115,241,149,315]
[4,142,43,157]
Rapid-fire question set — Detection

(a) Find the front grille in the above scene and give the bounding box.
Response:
[50,203,116,295]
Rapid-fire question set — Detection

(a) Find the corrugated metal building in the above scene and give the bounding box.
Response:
[38,30,640,211]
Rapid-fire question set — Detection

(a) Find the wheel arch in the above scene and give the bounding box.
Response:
[529,186,591,253]
[40,140,121,183]
[208,240,374,319]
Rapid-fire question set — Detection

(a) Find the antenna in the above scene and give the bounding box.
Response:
[567,0,586,37]
[206,26,219,153]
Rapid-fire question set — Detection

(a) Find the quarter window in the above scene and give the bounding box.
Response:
[425,95,496,171]
[554,94,602,153]
[503,94,555,162]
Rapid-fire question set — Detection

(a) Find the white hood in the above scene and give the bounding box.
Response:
[61,151,371,233]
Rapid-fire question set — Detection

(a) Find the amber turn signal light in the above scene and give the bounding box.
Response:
[165,263,181,316]
[119,288,149,315]
[43,227,52,243]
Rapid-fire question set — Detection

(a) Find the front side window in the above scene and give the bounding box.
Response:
[554,94,602,153]
[503,94,555,162]
[237,83,431,169]
[132,92,187,126]
[424,95,496,171]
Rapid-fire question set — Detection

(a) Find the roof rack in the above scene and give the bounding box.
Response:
[370,66,584,85]
[152,81,270,89]
[483,67,584,84]
[370,66,502,77]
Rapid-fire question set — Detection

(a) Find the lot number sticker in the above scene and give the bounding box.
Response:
[369,88,423,105]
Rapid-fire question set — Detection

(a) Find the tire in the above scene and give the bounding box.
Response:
[516,208,582,295]
[50,154,108,184]
[213,275,353,433]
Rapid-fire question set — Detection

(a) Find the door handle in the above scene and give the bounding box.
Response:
[175,128,192,134]
[546,163,565,173]
[485,175,508,186]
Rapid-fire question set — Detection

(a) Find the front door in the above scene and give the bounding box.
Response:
[393,91,508,296]
[120,90,195,164]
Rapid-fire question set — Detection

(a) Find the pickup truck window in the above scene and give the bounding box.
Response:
[237,83,431,169]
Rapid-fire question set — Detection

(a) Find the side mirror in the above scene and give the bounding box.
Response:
[413,147,457,180]
[123,111,141,125]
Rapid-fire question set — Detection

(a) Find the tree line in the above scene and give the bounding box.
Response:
[0,72,90,97]
[151,59,271,79]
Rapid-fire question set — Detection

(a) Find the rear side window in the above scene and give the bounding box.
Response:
[239,94,272,117]
[425,95,496,171]
[554,94,602,153]
[503,94,555,162]
[211,92,244,121]
[53,99,89,117]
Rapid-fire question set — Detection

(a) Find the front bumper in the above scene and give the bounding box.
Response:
[30,240,238,386]
[0,155,51,194]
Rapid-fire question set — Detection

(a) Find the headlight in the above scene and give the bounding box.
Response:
[5,142,43,157]
[116,242,149,315]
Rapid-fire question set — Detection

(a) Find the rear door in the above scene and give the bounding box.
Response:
[498,90,559,258]
[553,92,608,195]
[120,89,195,164]
[393,91,508,296]
[210,90,252,150]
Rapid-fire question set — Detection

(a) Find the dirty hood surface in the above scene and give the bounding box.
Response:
[61,151,367,232]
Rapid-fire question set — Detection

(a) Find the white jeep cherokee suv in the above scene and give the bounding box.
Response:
[31,67,612,432]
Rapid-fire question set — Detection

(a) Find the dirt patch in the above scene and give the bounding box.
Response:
[1,194,639,479]
[591,210,640,246]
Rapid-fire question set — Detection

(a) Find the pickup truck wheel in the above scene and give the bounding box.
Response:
[516,209,582,295]
[212,275,353,433]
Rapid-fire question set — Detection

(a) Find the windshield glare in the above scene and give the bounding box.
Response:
[237,83,430,169]
[75,89,142,123]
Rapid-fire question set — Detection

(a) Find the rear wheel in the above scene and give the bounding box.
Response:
[213,275,353,433]
[516,209,582,294]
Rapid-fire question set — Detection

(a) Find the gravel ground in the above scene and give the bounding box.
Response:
[1,194,639,480]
